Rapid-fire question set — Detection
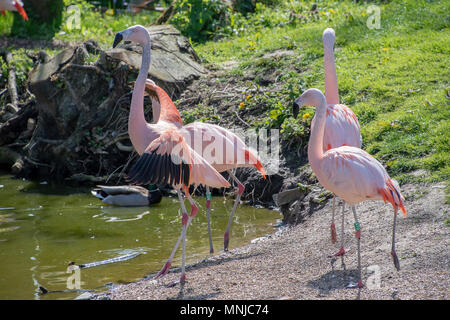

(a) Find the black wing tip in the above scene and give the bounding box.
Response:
[127,151,190,188]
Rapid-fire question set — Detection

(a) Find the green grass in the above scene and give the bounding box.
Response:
[0,0,160,46]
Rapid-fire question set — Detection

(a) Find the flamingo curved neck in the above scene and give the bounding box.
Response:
[152,98,161,123]
[323,40,339,105]
[129,35,152,154]
[308,97,327,172]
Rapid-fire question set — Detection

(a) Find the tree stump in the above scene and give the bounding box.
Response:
[22,25,205,183]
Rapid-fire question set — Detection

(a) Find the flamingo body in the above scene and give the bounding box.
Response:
[128,120,231,189]
[313,104,362,152]
[318,146,405,214]
[144,80,266,177]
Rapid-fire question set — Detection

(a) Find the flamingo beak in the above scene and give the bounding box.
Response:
[292,101,300,119]
[113,33,123,48]
[14,2,28,21]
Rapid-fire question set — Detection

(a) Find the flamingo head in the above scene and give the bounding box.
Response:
[113,25,150,48]
[322,27,335,50]
[293,88,326,118]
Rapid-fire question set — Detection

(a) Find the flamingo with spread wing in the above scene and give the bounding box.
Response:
[113,25,231,284]
[143,80,266,254]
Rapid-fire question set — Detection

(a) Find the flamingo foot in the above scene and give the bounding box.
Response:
[210,247,214,254]
[334,247,346,256]
[224,231,229,251]
[155,261,171,279]
[166,273,186,288]
[331,223,337,244]
[391,249,401,271]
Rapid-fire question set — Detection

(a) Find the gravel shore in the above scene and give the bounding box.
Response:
[94,182,449,300]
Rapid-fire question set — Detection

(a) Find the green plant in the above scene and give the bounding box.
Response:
[171,0,231,42]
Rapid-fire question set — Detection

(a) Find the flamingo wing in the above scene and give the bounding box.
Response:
[127,123,230,189]
[144,80,266,177]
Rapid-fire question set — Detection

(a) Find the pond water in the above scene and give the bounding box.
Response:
[0,172,281,300]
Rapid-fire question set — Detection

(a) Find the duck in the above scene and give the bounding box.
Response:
[91,185,162,207]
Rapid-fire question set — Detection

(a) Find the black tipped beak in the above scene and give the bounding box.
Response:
[293,101,299,119]
[113,33,123,48]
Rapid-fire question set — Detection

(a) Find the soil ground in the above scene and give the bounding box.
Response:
[94,181,449,300]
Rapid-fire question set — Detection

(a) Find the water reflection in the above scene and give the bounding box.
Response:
[0,172,281,300]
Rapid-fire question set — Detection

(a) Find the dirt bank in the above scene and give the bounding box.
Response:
[93,181,449,300]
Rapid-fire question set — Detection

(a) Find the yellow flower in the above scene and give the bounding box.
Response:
[105,9,114,16]
[382,47,389,51]
[239,102,245,109]
[302,113,310,120]
[329,9,336,14]
[246,94,252,100]
[361,11,367,17]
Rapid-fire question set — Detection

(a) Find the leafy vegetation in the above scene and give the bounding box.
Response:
[170,0,230,42]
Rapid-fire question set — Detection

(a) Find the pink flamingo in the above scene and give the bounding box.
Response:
[0,0,28,20]
[319,27,362,256]
[143,80,267,254]
[293,88,406,288]
[112,25,231,284]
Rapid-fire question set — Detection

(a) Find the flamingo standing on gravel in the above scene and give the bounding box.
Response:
[112,25,231,284]
[318,27,362,256]
[143,80,267,254]
[293,88,406,288]
[0,0,28,20]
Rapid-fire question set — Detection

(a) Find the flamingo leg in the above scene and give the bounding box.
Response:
[391,207,400,271]
[155,189,188,280]
[224,170,244,251]
[330,196,337,244]
[156,191,200,284]
[351,205,363,288]
[205,186,214,254]
[336,201,347,270]
[333,201,347,258]
[179,193,199,283]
